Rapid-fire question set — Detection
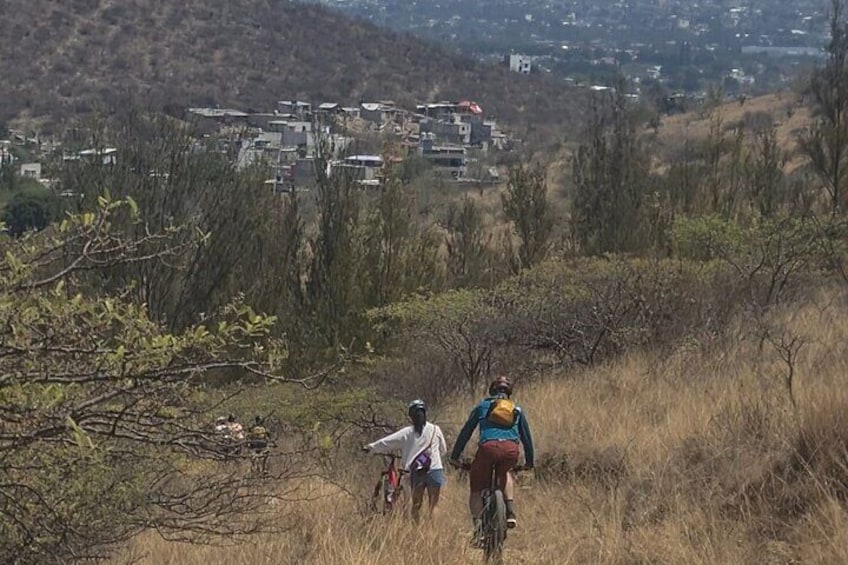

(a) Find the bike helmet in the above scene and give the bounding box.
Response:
[407,399,426,416]
[488,376,513,396]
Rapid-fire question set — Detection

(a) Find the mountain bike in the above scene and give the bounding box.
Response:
[461,461,524,564]
[369,453,408,515]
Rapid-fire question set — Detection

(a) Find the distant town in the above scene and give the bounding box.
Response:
[316,0,829,96]
[1,97,516,194]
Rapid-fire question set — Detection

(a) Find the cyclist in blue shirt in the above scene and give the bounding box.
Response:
[449,376,534,533]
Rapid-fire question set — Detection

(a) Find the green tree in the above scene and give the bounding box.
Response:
[445,196,490,287]
[0,196,318,564]
[571,86,652,255]
[672,215,823,306]
[308,162,364,348]
[2,185,61,236]
[360,173,441,307]
[58,111,280,332]
[502,164,553,270]
[799,0,848,215]
[701,111,747,218]
[371,289,502,397]
[746,126,788,218]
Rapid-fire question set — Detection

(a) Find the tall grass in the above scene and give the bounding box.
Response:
[116,295,848,564]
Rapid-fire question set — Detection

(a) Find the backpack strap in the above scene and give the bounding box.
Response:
[410,424,436,463]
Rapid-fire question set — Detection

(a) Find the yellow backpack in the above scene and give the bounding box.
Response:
[249,425,268,441]
[486,398,517,428]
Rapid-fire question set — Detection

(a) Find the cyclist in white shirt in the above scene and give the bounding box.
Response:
[363,399,448,522]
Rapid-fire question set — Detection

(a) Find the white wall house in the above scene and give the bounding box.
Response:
[509,54,532,74]
[20,163,42,179]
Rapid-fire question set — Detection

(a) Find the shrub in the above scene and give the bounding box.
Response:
[370,255,744,405]
[2,185,61,236]
[0,196,307,563]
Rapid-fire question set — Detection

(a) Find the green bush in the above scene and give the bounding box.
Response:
[672,215,828,305]
[2,185,61,236]
[0,196,294,563]
[370,255,744,401]
[671,215,746,261]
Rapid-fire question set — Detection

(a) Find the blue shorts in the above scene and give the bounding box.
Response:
[410,468,447,489]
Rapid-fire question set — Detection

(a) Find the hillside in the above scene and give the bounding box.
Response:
[117,293,848,564]
[649,92,814,173]
[524,90,816,209]
[0,0,582,134]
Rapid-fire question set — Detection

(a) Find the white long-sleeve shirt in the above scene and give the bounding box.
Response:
[367,422,447,472]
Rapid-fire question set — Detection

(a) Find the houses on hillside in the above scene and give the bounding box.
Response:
[0,93,512,202]
[187,96,511,192]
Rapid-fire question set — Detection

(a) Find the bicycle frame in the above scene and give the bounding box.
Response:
[371,454,407,515]
[383,455,402,502]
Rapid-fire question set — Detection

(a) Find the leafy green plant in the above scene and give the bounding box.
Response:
[0,194,325,563]
[2,184,61,236]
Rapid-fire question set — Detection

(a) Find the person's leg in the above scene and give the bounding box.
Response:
[411,482,426,523]
[469,446,492,520]
[504,470,518,527]
[504,469,516,499]
[427,485,442,518]
[493,442,520,528]
[426,469,446,519]
[468,444,494,545]
[469,489,484,517]
[261,448,270,475]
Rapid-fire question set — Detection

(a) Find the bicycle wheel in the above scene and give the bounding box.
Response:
[390,483,405,514]
[370,475,387,514]
[483,489,507,563]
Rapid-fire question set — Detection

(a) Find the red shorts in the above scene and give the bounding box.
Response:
[469,440,520,492]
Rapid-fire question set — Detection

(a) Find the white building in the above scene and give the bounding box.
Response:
[75,148,118,166]
[20,163,42,179]
[509,54,532,75]
[332,155,384,183]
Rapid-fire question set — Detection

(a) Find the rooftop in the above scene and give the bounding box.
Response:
[345,154,384,162]
[188,108,249,118]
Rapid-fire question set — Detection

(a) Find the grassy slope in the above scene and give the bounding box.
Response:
[116,290,848,564]
[649,92,814,174]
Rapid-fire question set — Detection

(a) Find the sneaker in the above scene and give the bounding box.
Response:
[506,513,517,529]
[469,520,484,547]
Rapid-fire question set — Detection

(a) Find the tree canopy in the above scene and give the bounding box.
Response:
[0,194,310,563]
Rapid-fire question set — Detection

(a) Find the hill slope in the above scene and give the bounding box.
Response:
[0,0,581,133]
[650,92,813,173]
[116,294,848,564]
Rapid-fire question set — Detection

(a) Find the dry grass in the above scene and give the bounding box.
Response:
[651,91,814,174]
[115,294,848,564]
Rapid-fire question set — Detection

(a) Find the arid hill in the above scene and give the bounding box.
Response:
[0,0,582,134]
[649,91,814,173]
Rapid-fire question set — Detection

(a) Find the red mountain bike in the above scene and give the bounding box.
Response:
[369,454,408,515]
